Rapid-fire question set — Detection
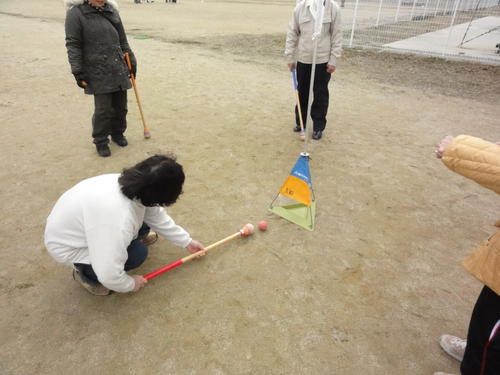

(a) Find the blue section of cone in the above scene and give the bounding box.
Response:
[290,155,312,187]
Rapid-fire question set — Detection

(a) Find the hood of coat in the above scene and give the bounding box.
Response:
[64,0,118,10]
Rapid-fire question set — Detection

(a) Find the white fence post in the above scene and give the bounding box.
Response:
[349,0,360,47]
[423,0,430,19]
[410,0,418,20]
[395,0,402,22]
[444,0,450,14]
[434,0,442,16]
[376,0,384,26]
[442,0,462,56]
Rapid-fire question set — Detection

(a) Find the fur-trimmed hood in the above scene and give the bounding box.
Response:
[64,0,118,10]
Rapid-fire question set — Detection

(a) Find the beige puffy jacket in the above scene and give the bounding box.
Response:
[285,0,342,66]
[442,135,500,295]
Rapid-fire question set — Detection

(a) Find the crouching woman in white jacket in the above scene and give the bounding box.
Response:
[44,154,204,296]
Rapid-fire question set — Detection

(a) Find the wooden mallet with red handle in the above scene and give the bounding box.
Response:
[124,52,151,139]
[144,223,254,280]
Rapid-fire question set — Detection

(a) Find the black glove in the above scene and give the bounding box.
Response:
[73,73,88,89]
[130,62,137,78]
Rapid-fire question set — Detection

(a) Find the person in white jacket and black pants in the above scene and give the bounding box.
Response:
[285,0,342,140]
[44,154,204,296]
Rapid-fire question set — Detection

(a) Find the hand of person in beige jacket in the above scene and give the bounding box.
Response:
[435,135,454,158]
[436,135,500,159]
[436,135,500,195]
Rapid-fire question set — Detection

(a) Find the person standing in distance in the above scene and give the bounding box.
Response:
[64,0,137,157]
[285,0,342,140]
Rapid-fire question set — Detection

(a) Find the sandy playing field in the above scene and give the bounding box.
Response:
[1,0,499,374]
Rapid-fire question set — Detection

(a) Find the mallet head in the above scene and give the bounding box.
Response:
[239,223,254,237]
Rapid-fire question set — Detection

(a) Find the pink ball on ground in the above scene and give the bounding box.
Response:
[258,221,268,231]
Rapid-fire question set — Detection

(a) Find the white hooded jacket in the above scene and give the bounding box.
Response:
[44,174,192,293]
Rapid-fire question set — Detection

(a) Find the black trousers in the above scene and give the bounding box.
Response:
[461,286,500,375]
[295,62,331,132]
[92,90,128,145]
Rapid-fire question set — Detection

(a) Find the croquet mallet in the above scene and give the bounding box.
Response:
[292,68,305,141]
[124,52,151,139]
[143,223,255,280]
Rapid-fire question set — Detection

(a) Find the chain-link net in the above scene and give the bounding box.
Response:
[342,0,500,64]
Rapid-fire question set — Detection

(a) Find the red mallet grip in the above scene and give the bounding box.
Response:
[143,224,254,281]
[144,260,183,280]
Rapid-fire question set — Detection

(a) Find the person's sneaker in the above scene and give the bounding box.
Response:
[111,135,128,147]
[72,267,111,296]
[312,130,323,140]
[140,231,158,246]
[293,125,302,133]
[96,143,111,157]
[433,372,456,375]
[439,334,466,361]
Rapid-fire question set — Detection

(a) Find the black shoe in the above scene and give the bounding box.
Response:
[96,143,111,157]
[293,125,302,133]
[111,135,128,147]
[312,131,323,140]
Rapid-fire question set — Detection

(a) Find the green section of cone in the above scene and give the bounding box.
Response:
[270,201,315,231]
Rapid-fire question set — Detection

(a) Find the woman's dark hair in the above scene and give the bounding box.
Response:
[119,154,185,207]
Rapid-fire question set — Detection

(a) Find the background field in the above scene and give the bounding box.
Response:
[0,0,499,374]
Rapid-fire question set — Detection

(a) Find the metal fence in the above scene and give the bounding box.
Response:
[342,0,500,64]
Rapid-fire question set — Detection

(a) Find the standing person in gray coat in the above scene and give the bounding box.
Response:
[285,0,342,141]
[64,0,137,157]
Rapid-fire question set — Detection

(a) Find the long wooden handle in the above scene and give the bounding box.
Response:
[124,51,133,72]
[181,232,240,263]
[130,77,149,134]
[292,69,305,133]
[144,231,241,280]
[295,90,305,132]
[124,53,151,139]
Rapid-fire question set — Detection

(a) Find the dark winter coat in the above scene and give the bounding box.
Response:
[65,1,136,95]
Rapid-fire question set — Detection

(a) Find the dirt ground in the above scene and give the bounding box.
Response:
[1,0,500,374]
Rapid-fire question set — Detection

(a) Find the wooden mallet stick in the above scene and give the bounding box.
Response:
[124,52,151,139]
[292,68,305,141]
[144,223,254,280]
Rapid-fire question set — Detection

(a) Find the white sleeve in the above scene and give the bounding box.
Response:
[285,8,300,64]
[328,2,342,67]
[85,224,136,293]
[144,207,192,248]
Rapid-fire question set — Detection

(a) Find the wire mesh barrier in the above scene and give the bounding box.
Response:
[342,0,500,64]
